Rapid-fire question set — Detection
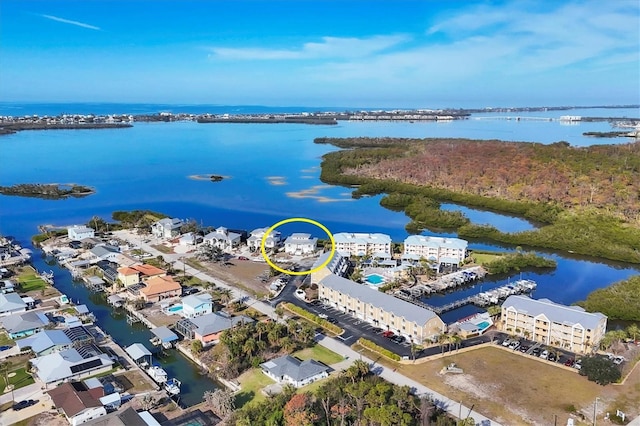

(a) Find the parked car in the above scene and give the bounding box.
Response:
[531,347,541,356]
[501,339,511,347]
[238,256,249,260]
[613,356,625,365]
[539,350,549,360]
[392,335,406,343]
[519,345,530,353]
[0,345,11,352]
[547,352,557,362]
[372,327,383,334]
[318,313,328,319]
[382,330,395,338]
[564,358,575,367]
[573,360,582,370]
[508,341,520,350]
[327,318,338,324]
[12,400,37,411]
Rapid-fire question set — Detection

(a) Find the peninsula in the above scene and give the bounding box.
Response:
[315,136,640,264]
[0,183,95,199]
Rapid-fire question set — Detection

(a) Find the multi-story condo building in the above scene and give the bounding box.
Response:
[311,252,445,343]
[334,232,392,257]
[501,295,607,354]
[284,233,317,255]
[402,235,468,266]
[247,227,282,252]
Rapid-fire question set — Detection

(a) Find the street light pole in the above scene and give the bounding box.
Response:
[593,397,600,426]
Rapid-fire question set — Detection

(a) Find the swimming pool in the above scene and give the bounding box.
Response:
[168,305,183,313]
[365,274,386,285]
[477,321,490,330]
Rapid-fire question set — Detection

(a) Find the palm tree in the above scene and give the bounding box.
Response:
[242,338,257,358]
[450,334,462,352]
[626,324,640,343]
[438,333,450,355]
[218,288,232,306]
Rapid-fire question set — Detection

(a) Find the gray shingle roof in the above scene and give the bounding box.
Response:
[319,273,441,325]
[125,343,152,360]
[1,311,49,333]
[189,312,254,336]
[0,292,27,312]
[261,355,329,382]
[502,295,607,330]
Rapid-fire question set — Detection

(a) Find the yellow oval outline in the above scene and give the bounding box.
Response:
[260,217,335,276]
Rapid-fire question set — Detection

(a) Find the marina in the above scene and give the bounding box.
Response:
[395,279,538,315]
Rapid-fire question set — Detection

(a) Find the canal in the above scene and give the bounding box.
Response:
[33,254,219,407]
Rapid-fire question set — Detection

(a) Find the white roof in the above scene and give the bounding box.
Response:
[99,392,121,406]
[32,348,114,383]
[334,232,391,245]
[181,293,212,309]
[0,292,27,311]
[502,295,607,330]
[125,343,152,360]
[404,235,467,250]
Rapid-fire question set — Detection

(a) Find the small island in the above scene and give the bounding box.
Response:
[0,183,95,199]
[188,174,230,182]
[582,131,635,138]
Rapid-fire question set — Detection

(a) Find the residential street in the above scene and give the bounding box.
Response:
[113,230,502,425]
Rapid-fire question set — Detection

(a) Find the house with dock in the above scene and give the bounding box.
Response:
[16,329,73,356]
[181,293,213,318]
[68,225,95,241]
[402,235,468,270]
[32,346,114,383]
[1,311,49,338]
[501,295,607,354]
[175,311,254,346]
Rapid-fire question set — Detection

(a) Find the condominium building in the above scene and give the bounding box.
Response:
[402,235,468,266]
[501,295,607,354]
[311,252,445,343]
[334,232,392,257]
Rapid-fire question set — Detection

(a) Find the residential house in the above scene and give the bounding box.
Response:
[116,267,140,287]
[178,232,196,246]
[284,233,318,255]
[334,232,392,257]
[151,218,184,238]
[68,225,96,241]
[139,276,182,303]
[0,292,26,316]
[16,329,73,356]
[32,346,114,383]
[247,227,281,252]
[0,311,49,339]
[260,355,330,388]
[96,261,118,284]
[89,245,120,263]
[402,235,468,269]
[501,295,607,354]
[175,311,253,346]
[47,381,106,425]
[203,227,241,252]
[181,293,213,318]
[83,407,161,426]
[131,264,167,281]
[1,279,16,293]
[312,259,445,342]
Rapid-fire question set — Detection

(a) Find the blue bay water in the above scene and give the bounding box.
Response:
[1,105,639,400]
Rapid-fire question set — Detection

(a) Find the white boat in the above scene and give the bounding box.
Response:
[147,365,168,384]
[164,378,181,396]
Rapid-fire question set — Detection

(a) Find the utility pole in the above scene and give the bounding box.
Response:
[593,397,600,426]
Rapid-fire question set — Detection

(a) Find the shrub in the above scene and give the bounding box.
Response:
[357,338,401,361]
[578,355,621,385]
[281,303,343,334]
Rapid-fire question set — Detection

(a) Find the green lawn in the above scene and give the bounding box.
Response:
[293,345,344,366]
[472,252,504,265]
[235,368,275,408]
[0,367,34,393]
[0,331,15,347]
[17,274,47,292]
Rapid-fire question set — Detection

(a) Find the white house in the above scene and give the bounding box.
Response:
[203,227,241,252]
[178,232,196,246]
[47,382,107,426]
[88,245,120,263]
[32,347,114,383]
[260,355,329,388]
[247,227,282,252]
[68,225,95,241]
[284,233,318,255]
[334,232,392,257]
[402,235,468,267]
[151,218,184,238]
[181,293,213,318]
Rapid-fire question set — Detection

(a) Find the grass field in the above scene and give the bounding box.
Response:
[235,368,275,408]
[293,345,344,366]
[357,345,608,425]
[17,272,47,293]
[0,331,15,347]
[0,367,35,393]
[471,252,504,265]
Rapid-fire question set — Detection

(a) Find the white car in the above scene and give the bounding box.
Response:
[508,341,520,350]
[294,289,306,300]
[501,339,511,347]
[613,356,625,365]
[539,350,549,360]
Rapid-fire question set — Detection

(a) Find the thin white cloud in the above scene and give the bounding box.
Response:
[41,14,101,31]
[210,35,408,60]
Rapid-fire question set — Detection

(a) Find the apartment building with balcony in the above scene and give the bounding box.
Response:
[501,295,607,354]
[401,235,468,267]
[334,232,392,257]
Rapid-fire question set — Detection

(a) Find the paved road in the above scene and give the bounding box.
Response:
[0,382,49,426]
[113,231,502,425]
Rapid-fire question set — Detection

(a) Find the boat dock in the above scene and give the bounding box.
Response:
[400,267,485,298]
[395,279,537,315]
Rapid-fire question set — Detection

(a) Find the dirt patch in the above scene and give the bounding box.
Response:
[197,259,272,297]
[22,411,69,426]
[116,370,156,393]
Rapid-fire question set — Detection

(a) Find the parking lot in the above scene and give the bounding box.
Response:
[496,336,587,369]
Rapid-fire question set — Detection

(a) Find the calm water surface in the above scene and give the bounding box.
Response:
[1,105,639,396]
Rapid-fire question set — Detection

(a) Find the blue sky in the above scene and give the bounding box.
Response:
[1,0,638,107]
